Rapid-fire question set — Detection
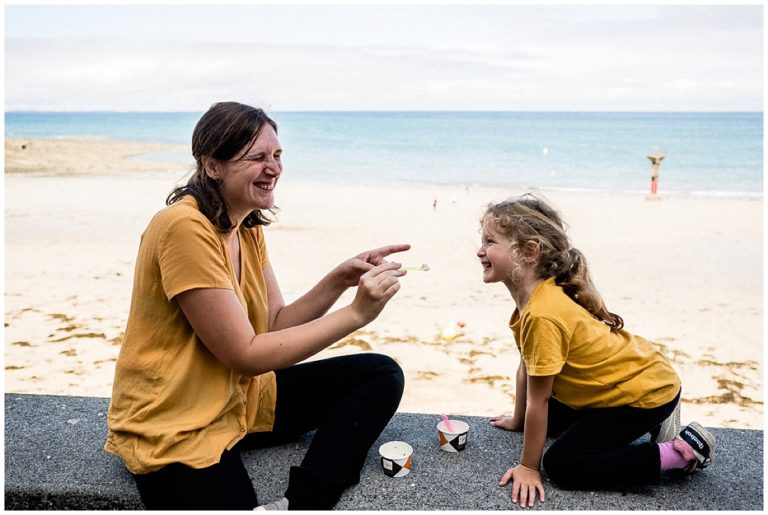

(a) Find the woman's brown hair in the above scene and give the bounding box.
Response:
[482,193,624,331]
[167,102,278,232]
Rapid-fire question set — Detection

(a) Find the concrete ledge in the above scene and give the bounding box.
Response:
[4,393,763,510]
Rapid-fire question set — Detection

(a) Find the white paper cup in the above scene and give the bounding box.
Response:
[437,419,469,452]
[378,441,413,477]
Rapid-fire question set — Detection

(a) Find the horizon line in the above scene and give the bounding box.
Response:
[6,109,763,114]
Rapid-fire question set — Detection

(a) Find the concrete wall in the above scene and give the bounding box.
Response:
[4,393,763,510]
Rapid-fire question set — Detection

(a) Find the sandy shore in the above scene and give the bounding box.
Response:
[5,138,763,429]
[5,137,189,175]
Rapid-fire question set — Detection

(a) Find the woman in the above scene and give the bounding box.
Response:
[105,102,409,510]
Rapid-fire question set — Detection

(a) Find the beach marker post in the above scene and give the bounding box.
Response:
[646,149,665,200]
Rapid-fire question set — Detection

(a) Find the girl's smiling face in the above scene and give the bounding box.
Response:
[477,220,522,285]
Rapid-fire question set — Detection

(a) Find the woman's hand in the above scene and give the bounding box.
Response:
[490,415,523,432]
[335,244,411,287]
[350,261,406,324]
[499,464,545,508]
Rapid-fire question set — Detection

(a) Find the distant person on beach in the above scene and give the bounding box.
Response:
[104,102,410,510]
[477,194,715,508]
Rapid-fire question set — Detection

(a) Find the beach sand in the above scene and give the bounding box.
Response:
[5,138,763,429]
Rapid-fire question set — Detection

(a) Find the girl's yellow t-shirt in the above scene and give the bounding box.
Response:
[510,278,680,409]
[105,196,276,474]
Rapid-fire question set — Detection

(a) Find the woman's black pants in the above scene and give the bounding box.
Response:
[543,390,681,489]
[132,353,405,510]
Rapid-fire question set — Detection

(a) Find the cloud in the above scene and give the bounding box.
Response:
[5,37,537,110]
[5,16,762,113]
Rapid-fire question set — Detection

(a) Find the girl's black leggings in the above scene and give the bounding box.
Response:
[543,389,681,489]
[132,353,405,510]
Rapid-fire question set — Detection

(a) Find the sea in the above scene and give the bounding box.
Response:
[5,111,763,197]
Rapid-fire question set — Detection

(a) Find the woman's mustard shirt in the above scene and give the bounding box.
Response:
[105,196,276,474]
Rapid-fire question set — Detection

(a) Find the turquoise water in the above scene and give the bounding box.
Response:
[6,111,763,195]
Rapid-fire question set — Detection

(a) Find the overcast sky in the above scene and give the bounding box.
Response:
[4,3,763,111]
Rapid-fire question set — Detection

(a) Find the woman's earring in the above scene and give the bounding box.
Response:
[204,170,221,185]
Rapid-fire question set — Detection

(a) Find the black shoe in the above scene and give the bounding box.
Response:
[678,422,715,469]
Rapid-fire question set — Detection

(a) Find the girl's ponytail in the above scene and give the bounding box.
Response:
[556,247,624,331]
[483,194,624,332]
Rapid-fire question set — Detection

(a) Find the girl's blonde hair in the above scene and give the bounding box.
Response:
[482,193,624,331]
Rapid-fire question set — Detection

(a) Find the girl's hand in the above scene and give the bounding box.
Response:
[335,244,411,287]
[499,465,545,508]
[350,261,406,324]
[490,415,523,432]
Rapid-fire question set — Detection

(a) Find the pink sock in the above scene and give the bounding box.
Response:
[658,440,694,471]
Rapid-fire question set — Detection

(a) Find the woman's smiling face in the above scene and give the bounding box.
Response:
[212,124,283,221]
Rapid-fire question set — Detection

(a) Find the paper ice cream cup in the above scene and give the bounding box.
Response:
[379,441,413,478]
[437,419,469,452]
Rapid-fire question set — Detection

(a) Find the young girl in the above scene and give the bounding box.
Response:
[478,194,715,508]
